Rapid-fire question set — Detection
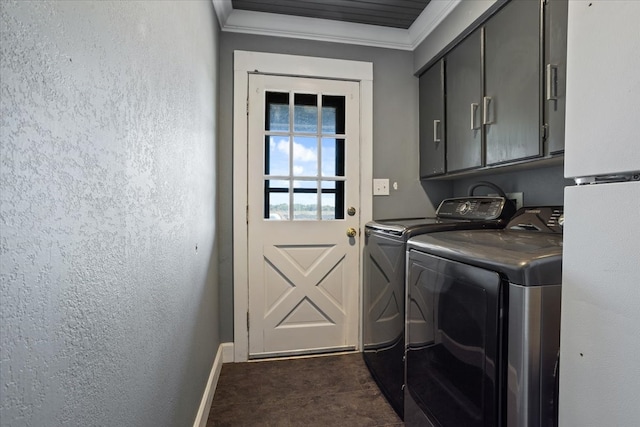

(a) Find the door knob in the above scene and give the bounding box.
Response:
[346,227,357,238]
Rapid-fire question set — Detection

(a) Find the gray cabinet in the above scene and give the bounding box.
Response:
[419,60,445,177]
[418,0,568,179]
[446,30,483,172]
[484,0,542,165]
[545,0,568,154]
[443,0,542,172]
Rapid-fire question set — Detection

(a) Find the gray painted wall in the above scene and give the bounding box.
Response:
[0,1,220,426]
[217,33,450,342]
[451,165,571,206]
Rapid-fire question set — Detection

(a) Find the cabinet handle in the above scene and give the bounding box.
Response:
[483,96,493,125]
[546,64,558,101]
[433,120,441,142]
[470,103,479,130]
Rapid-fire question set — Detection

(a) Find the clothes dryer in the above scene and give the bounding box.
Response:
[404,207,564,427]
[363,186,515,419]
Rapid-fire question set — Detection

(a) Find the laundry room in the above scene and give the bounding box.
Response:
[2,1,639,427]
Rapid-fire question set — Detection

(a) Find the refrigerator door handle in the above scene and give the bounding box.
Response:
[574,172,640,185]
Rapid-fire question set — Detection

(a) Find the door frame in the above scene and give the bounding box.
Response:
[233,50,373,362]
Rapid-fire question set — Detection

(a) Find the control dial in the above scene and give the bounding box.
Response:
[459,201,471,215]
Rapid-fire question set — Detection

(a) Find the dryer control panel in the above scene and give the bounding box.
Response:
[436,197,515,221]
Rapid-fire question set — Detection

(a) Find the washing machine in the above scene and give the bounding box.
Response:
[404,206,564,427]
[363,183,516,419]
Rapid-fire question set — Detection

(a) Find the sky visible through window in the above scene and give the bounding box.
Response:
[268,137,337,177]
[265,93,344,220]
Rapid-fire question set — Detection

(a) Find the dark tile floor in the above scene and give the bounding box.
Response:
[207,352,404,427]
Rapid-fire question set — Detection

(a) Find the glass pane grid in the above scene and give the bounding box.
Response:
[264,90,346,221]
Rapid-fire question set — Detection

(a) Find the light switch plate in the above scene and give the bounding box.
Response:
[373,178,390,196]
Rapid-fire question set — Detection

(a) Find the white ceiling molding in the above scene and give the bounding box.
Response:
[212,0,233,27]
[409,0,462,49]
[219,9,411,50]
[211,0,461,51]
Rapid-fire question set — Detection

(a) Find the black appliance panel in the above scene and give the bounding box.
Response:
[406,251,502,427]
[436,196,512,221]
[362,231,406,416]
[506,206,564,233]
[362,194,515,420]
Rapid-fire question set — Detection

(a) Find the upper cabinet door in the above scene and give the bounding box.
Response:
[545,0,568,155]
[446,30,483,172]
[484,0,542,165]
[419,60,445,178]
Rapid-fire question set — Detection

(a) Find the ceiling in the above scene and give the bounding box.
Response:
[231,0,432,30]
[213,0,461,51]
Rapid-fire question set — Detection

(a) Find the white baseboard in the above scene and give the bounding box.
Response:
[193,342,233,427]
[221,342,234,363]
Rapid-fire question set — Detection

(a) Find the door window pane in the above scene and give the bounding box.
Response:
[321,193,336,220]
[321,138,336,176]
[322,95,345,134]
[266,136,289,176]
[321,181,335,190]
[263,92,346,221]
[293,181,318,220]
[321,138,345,177]
[266,92,289,132]
[335,139,345,177]
[265,180,289,220]
[294,94,318,133]
[292,137,318,176]
[321,180,344,220]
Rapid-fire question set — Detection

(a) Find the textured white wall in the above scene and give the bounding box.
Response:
[0,1,219,426]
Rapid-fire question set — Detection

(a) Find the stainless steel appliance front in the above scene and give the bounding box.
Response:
[404,207,563,426]
[362,195,515,419]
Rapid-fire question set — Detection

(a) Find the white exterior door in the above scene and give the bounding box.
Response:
[247,73,361,358]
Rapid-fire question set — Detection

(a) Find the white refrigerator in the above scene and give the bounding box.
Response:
[559,1,640,426]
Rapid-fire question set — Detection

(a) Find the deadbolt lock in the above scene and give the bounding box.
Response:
[347,207,356,216]
[346,227,357,238]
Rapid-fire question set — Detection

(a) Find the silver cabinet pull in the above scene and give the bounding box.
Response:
[433,119,441,142]
[546,64,558,101]
[470,103,479,130]
[483,96,493,125]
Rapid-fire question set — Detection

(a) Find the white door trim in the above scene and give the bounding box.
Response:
[233,50,373,362]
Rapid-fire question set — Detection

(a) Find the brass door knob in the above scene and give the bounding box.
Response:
[346,227,357,237]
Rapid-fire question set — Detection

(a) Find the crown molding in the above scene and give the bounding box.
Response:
[211,0,461,51]
[212,0,233,27]
[409,0,462,50]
